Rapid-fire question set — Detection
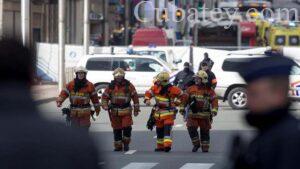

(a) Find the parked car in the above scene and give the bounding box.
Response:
[195,52,300,109]
[77,53,177,97]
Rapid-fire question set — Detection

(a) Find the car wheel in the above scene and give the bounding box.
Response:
[95,84,108,98]
[228,87,247,110]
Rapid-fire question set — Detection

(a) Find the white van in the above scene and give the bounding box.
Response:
[77,54,177,96]
[201,53,300,109]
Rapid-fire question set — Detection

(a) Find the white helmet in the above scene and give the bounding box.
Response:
[75,66,88,74]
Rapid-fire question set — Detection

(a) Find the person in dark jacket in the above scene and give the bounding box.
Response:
[225,55,300,169]
[0,39,101,169]
[173,62,194,90]
[199,53,214,71]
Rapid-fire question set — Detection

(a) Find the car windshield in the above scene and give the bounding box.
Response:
[136,50,177,71]
[136,51,167,61]
[156,57,177,71]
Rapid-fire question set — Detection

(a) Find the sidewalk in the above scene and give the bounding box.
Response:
[31,84,58,103]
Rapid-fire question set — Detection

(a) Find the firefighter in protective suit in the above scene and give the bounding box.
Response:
[101,68,140,151]
[145,72,184,152]
[57,66,101,130]
[180,70,218,152]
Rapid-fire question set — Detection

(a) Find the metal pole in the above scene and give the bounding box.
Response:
[237,23,242,50]
[164,0,168,28]
[165,0,168,8]
[21,0,30,47]
[104,0,109,46]
[0,0,3,39]
[58,0,66,92]
[124,0,129,45]
[154,0,158,26]
[193,0,199,46]
[194,23,198,46]
[83,0,90,54]
[190,45,194,69]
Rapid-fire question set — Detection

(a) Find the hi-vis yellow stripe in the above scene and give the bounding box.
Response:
[157,140,164,144]
[164,138,173,143]
[154,112,174,118]
[155,96,169,102]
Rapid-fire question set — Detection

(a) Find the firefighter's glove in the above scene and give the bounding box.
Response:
[145,99,151,106]
[94,107,101,116]
[102,105,109,111]
[174,98,181,106]
[134,109,140,117]
[211,110,218,117]
[56,97,63,107]
[179,107,185,116]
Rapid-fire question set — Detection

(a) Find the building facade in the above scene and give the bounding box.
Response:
[0,0,127,46]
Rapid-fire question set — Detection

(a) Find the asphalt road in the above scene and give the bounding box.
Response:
[37,99,300,169]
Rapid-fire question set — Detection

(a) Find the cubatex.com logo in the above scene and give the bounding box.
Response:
[134,0,299,29]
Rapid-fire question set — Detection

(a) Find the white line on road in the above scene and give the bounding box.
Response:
[175,124,184,128]
[125,150,137,155]
[121,162,158,169]
[179,163,215,169]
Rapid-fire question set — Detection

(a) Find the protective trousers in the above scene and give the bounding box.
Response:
[187,117,211,152]
[113,126,132,150]
[156,124,173,149]
[70,109,91,127]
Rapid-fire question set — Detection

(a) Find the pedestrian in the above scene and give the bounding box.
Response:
[180,70,218,152]
[144,71,185,152]
[173,62,195,91]
[200,62,217,89]
[101,68,140,152]
[199,52,214,70]
[225,55,300,169]
[56,66,101,131]
[0,38,101,169]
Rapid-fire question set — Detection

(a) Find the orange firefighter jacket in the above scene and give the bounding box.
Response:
[57,80,101,113]
[101,80,139,116]
[183,85,218,118]
[145,84,185,119]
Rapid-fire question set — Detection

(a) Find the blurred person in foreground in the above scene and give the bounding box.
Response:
[0,39,101,169]
[226,55,300,169]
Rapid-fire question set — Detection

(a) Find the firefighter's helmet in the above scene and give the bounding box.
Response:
[113,68,125,77]
[75,66,88,74]
[156,72,170,86]
[194,70,208,83]
[156,72,170,82]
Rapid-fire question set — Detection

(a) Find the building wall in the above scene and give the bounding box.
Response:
[1,0,59,44]
[0,0,123,46]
